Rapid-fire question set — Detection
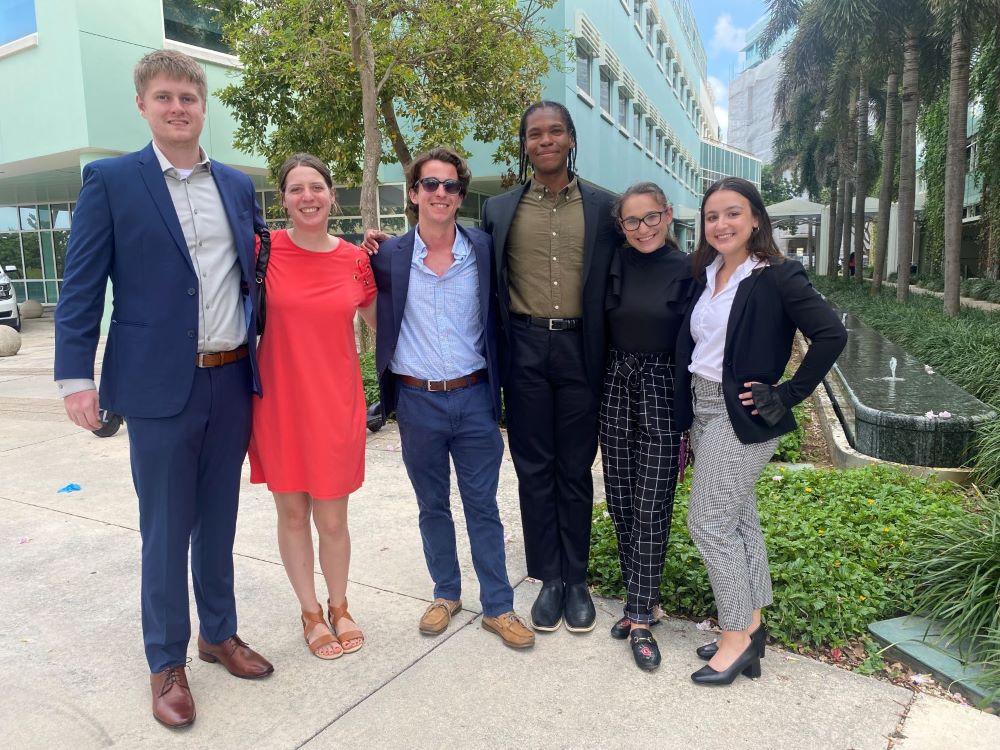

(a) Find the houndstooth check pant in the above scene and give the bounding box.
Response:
[687,375,779,631]
[599,349,681,624]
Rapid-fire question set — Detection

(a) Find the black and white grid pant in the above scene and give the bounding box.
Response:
[599,349,681,624]
[687,375,779,631]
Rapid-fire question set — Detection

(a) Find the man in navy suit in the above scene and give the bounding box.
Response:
[54,50,272,729]
[370,148,533,649]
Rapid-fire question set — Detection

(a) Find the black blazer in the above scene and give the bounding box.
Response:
[675,259,847,444]
[369,225,503,422]
[480,179,619,399]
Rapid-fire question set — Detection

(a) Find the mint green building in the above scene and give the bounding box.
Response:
[0,0,759,305]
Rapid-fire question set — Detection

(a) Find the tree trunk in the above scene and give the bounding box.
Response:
[896,30,920,304]
[853,74,869,284]
[826,178,839,276]
[381,95,413,171]
[943,21,971,316]
[872,71,899,294]
[835,170,847,272]
[345,0,380,353]
[841,93,858,281]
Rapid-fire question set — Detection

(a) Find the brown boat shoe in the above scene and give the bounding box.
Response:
[482,611,535,649]
[419,598,462,635]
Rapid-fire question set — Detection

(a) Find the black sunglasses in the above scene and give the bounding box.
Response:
[414,177,463,195]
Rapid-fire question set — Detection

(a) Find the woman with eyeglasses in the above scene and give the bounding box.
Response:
[600,181,693,671]
[675,177,845,685]
[248,153,377,661]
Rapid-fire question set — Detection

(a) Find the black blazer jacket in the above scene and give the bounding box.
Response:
[369,225,503,422]
[480,179,619,399]
[675,259,847,444]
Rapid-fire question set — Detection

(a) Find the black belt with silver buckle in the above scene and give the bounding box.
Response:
[510,313,582,331]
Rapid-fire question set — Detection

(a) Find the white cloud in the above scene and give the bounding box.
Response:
[711,14,747,56]
[708,75,729,109]
[715,106,729,140]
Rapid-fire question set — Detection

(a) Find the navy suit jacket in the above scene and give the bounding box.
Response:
[369,225,502,422]
[480,179,619,399]
[54,142,265,418]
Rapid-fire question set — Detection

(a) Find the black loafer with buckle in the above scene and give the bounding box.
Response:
[629,628,661,671]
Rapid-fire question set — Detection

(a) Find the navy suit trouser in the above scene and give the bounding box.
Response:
[126,358,253,673]
[395,380,513,617]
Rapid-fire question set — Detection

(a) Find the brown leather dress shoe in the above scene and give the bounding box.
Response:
[150,666,195,728]
[481,611,535,649]
[197,634,274,679]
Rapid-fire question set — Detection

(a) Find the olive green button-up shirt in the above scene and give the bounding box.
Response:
[507,178,585,318]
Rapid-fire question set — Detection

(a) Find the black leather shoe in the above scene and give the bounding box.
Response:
[611,615,661,640]
[696,623,767,660]
[563,583,596,633]
[629,628,661,671]
[530,580,564,631]
[691,638,762,685]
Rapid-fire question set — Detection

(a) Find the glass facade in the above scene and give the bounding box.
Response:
[0,0,36,47]
[162,0,230,54]
[0,202,71,303]
[700,141,762,191]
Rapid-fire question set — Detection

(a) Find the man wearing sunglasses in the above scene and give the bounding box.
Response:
[369,147,534,650]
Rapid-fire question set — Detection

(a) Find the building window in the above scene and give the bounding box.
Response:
[618,89,629,128]
[0,0,36,47]
[599,70,612,113]
[633,1,642,17]
[575,43,592,95]
[633,105,642,140]
[646,13,655,46]
[645,122,653,151]
[655,133,662,159]
[163,0,230,54]
[0,202,72,304]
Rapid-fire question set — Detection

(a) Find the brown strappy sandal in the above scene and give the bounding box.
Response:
[302,608,343,660]
[328,598,365,654]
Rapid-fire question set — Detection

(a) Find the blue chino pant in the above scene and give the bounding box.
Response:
[126,358,253,673]
[395,379,513,617]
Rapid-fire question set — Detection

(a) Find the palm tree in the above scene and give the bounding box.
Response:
[872,72,900,293]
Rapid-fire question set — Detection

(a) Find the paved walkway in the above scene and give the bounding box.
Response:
[2,317,999,749]
[879,281,1000,313]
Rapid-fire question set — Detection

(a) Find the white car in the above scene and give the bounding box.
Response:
[0,265,22,332]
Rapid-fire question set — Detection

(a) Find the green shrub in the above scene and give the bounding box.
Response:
[773,402,807,463]
[811,277,1000,487]
[589,465,971,648]
[358,351,380,405]
[907,491,1000,700]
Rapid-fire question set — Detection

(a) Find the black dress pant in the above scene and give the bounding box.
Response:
[599,349,680,624]
[505,320,599,583]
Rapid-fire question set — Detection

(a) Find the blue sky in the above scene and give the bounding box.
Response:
[691,0,768,137]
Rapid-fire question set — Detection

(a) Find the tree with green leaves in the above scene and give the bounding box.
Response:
[206,0,562,229]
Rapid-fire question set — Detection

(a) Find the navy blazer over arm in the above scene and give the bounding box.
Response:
[675,259,847,444]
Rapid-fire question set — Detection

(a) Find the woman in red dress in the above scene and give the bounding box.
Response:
[249,153,376,660]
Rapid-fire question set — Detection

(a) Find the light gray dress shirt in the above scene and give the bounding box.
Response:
[57,143,247,398]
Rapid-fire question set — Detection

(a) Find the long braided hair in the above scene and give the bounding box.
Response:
[517,101,578,185]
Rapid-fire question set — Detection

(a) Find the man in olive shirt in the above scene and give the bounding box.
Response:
[481,101,618,632]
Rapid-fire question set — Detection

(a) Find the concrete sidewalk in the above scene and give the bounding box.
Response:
[2,317,998,749]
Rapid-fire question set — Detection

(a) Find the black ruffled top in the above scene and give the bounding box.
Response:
[605,242,693,354]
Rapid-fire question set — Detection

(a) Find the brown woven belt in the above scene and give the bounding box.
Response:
[196,345,249,368]
[396,369,487,392]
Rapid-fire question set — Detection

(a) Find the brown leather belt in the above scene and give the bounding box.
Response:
[396,369,487,392]
[196,345,249,368]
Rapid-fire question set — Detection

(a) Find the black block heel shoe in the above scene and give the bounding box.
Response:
[690,639,762,685]
[629,629,661,671]
[611,616,661,640]
[696,623,767,660]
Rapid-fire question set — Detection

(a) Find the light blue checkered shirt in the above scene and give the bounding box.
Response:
[389,226,487,380]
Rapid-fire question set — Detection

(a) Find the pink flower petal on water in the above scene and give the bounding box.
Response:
[925,411,937,419]
[938,411,952,419]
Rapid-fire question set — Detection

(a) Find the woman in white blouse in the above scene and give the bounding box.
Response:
[675,177,846,686]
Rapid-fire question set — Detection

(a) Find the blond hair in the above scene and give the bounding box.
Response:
[134,49,208,103]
